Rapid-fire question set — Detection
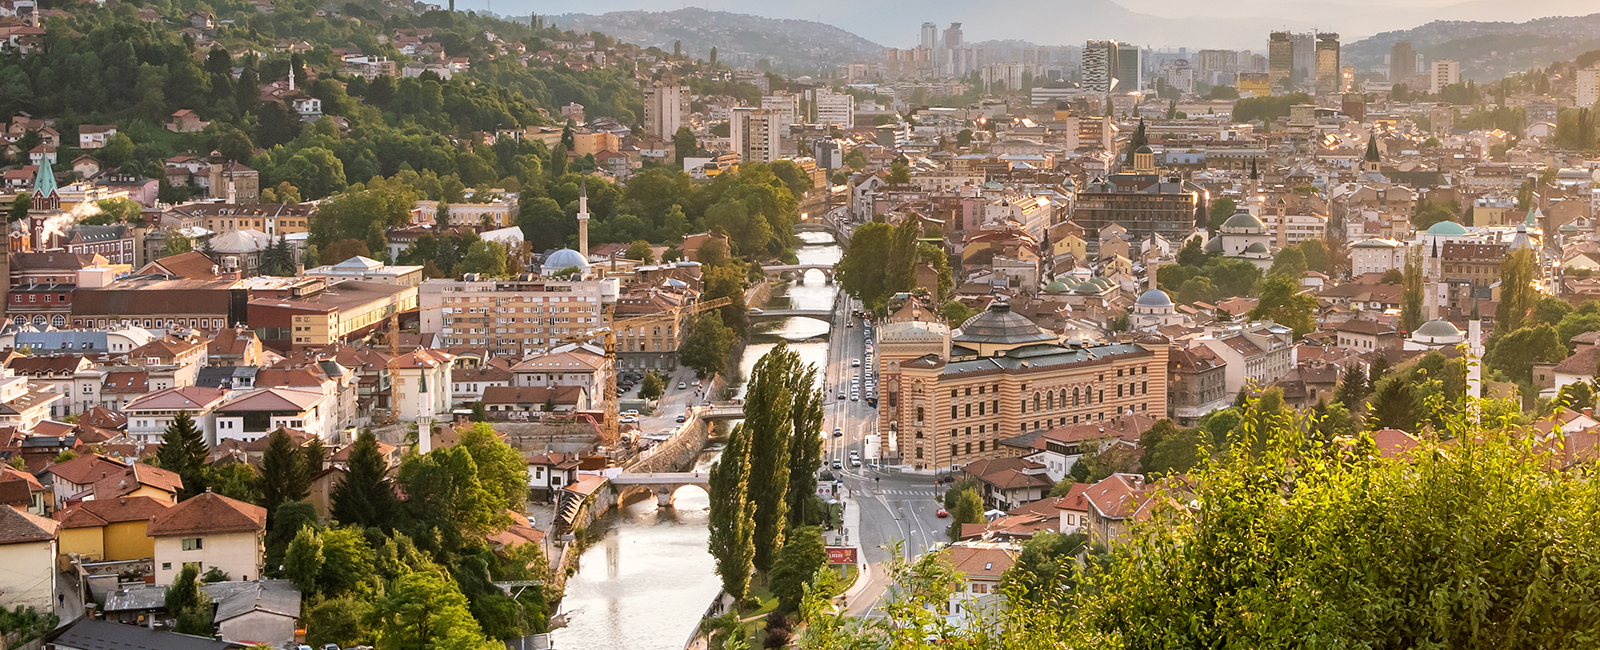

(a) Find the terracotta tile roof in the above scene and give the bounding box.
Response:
[102,372,150,393]
[1372,428,1421,458]
[45,453,128,486]
[0,505,58,544]
[389,348,454,369]
[510,349,606,372]
[54,495,172,529]
[6,355,89,377]
[0,465,43,492]
[1553,346,1600,376]
[944,543,1016,580]
[482,385,585,406]
[145,251,220,279]
[147,491,266,536]
[962,457,1053,491]
[124,386,229,411]
[80,406,127,429]
[93,463,183,500]
[218,387,325,413]
[1085,473,1152,521]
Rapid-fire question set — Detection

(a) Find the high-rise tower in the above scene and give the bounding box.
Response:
[1315,33,1340,95]
[1268,32,1293,92]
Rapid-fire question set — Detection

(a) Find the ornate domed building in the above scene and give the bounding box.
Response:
[1209,207,1274,269]
[1130,288,1183,332]
[1405,318,1463,350]
[952,302,1059,357]
[541,248,591,277]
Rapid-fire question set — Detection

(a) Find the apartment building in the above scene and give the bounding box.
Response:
[419,275,619,357]
[729,107,782,164]
[642,83,690,140]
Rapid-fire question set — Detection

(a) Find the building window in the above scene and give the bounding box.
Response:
[916,407,925,421]
[182,537,203,551]
[950,444,958,457]
[951,405,958,419]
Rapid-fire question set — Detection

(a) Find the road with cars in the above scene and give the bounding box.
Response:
[816,292,951,617]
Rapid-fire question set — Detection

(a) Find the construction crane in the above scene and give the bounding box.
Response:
[557,296,732,449]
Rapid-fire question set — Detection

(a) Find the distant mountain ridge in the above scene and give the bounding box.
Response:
[551,8,884,72]
[1344,13,1600,81]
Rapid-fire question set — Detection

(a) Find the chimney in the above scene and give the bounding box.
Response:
[1585,407,1594,418]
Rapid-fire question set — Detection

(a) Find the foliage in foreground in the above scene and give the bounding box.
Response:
[799,404,1600,648]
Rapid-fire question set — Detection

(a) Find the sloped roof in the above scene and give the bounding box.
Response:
[944,543,1016,580]
[0,504,59,544]
[217,387,325,413]
[124,386,230,411]
[54,495,172,529]
[93,463,183,500]
[147,491,266,536]
[45,453,128,486]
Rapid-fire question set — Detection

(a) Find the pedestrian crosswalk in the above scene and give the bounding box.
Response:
[880,489,938,497]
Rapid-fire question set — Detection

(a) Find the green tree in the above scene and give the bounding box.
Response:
[1206,196,1237,232]
[459,239,508,277]
[1268,247,1307,279]
[624,240,654,262]
[680,311,735,379]
[944,484,984,541]
[703,265,748,338]
[155,411,208,499]
[999,531,1093,604]
[1139,418,1208,478]
[97,132,135,169]
[939,301,978,328]
[770,526,828,613]
[330,431,399,530]
[7,192,29,223]
[1298,238,1331,274]
[1247,275,1318,336]
[456,422,529,514]
[284,525,324,594]
[1485,324,1566,385]
[305,595,373,648]
[1334,363,1370,409]
[166,564,213,636]
[708,422,756,600]
[673,126,697,165]
[1497,247,1538,332]
[371,572,500,650]
[1401,245,1425,333]
[163,233,194,257]
[888,162,911,184]
[744,346,796,573]
[260,429,309,519]
[784,359,825,530]
[640,371,665,400]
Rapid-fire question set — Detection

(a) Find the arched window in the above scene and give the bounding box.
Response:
[31,316,45,326]
[1032,393,1041,412]
[1047,391,1055,410]
[51,315,65,327]
[1073,387,1081,407]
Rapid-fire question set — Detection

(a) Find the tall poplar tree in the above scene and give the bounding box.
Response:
[1400,245,1425,333]
[1496,247,1537,333]
[744,346,795,573]
[708,423,755,600]
[784,363,825,530]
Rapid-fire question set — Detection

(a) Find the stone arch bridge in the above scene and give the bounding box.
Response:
[610,472,711,506]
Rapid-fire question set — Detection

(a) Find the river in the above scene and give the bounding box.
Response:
[551,231,842,650]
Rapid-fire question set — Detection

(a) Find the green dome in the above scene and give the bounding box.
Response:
[1135,144,1154,154]
[1222,210,1264,230]
[1204,236,1223,253]
[1045,280,1070,293]
[1244,242,1269,253]
[1425,220,1468,236]
[1413,318,1462,340]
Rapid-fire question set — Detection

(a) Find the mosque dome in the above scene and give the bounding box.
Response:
[542,249,590,272]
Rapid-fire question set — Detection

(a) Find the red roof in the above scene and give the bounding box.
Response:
[147,491,266,536]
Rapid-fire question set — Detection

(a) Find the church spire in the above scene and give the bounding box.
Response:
[31,151,56,199]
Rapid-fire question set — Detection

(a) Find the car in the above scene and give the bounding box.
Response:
[675,414,687,423]
[678,381,687,389]
[833,427,843,437]
[849,453,861,468]
[622,409,639,416]
[851,358,861,367]
[831,459,842,469]
[851,393,859,401]
[838,392,846,400]
[936,508,949,518]
[847,322,854,328]
[325,645,341,650]
[619,415,638,424]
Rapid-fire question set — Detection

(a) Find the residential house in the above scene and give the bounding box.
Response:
[123,386,230,444]
[960,457,1054,510]
[451,365,513,405]
[1332,318,1400,351]
[527,451,581,500]
[148,491,267,585]
[0,505,58,612]
[88,462,182,504]
[42,453,127,511]
[1084,473,1159,546]
[1199,323,1295,397]
[77,125,116,149]
[167,110,210,133]
[53,495,172,561]
[0,465,47,515]
[943,542,1017,627]
[214,388,332,444]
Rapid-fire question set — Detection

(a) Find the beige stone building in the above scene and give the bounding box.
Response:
[877,302,1169,472]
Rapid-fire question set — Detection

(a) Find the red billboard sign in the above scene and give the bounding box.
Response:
[825,546,858,565]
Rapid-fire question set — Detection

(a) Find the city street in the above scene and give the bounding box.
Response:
[620,366,702,439]
[815,284,950,617]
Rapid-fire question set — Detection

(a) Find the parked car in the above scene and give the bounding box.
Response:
[678,381,687,389]
[619,415,638,424]
[676,414,687,423]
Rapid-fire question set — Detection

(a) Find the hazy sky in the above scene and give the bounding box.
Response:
[487,0,1598,49]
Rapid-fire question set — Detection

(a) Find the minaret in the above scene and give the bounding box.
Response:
[1466,316,1483,400]
[1363,133,1381,173]
[577,176,590,260]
